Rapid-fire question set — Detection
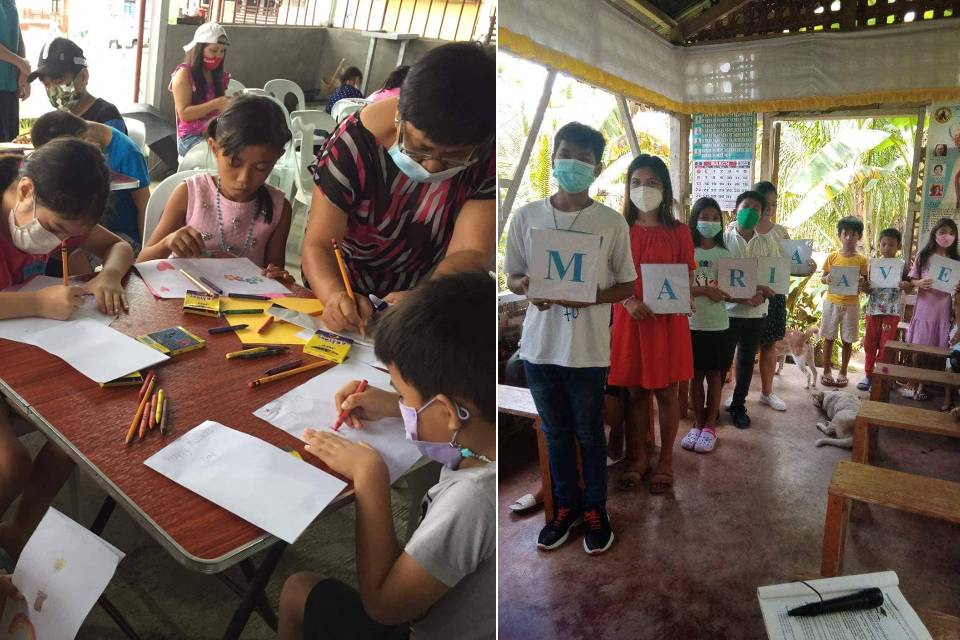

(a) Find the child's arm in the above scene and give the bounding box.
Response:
[0,288,85,321]
[138,183,204,262]
[131,186,151,245]
[261,199,295,285]
[596,280,635,304]
[820,257,831,285]
[80,225,134,315]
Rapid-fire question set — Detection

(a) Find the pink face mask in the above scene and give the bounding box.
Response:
[203,56,222,70]
[399,397,471,470]
[936,232,956,248]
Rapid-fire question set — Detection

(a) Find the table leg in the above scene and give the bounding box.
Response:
[97,595,143,640]
[534,419,554,524]
[240,558,279,631]
[821,493,850,578]
[91,496,117,535]
[851,419,869,464]
[222,541,288,640]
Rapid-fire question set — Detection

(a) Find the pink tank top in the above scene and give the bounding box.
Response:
[169,64,232,138]
[183,173,285,267]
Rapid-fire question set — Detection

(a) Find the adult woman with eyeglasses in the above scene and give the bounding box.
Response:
[302,42,495,334]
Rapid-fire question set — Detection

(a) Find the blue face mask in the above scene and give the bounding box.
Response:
[697,220,723,238]
[387,143,468,184]
[552,159,597,194]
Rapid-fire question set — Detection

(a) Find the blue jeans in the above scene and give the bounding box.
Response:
[177,134,204,156]
[523,362,608,511]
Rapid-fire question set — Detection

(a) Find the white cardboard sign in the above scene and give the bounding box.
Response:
[928,255,960,294]
[779,239,814,275]
[717,258,758,299]
[527,228,602,303]
[870,258,904,288]
[641,264,690,314]
[828,266,861,297]
[757,257,791,295]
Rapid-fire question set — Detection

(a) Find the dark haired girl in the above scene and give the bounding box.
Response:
[170,22,232,156]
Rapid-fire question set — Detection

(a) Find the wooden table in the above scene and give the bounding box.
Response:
[884,340,951,365]
[0,276,383,639]
[869,363,960,403]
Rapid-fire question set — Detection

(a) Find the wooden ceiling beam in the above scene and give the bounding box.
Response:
[679,0,758,41]
[621,0,679,31]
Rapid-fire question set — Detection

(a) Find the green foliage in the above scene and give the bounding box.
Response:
[529,133,552,200]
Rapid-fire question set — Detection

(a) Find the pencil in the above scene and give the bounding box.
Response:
[179,269,214,296]
[159,396,170,435]
[138,370,155,400]
[61,245,69,287]
[125,376,155,445]
[333,379,367,431]
[199,275,223,295]
[257,315,275,334]
[331,238,365,338]
[227,293,270,300]
[156,389,165,427]
[248,359,334,388]
[264,359,303,376]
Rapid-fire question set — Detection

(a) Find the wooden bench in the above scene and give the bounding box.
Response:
[822,461,960,577]
[498,384,556,523]
[870,363,960,403]
[853,400,960,464]
[884,340,951,369]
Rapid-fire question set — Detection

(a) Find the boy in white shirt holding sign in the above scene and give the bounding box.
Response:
[505,122,636,555]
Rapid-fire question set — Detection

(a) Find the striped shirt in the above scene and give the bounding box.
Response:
[312,114,494,296]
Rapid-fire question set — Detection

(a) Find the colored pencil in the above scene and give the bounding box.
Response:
[125,377,155,445]
[156,389,165,426]
[61,245,69,286]
[159,397,170,435]
[209,324,247,334]
[227,293,270,300]
[248,359,334,388]
[333,379,367,431]
[222,308,263,315]
[138,370,155,400]
[257,315,275,334]
[264,359,304,376]
[199,275,223,295]
[179,268,213,296]
[331,238,365,338]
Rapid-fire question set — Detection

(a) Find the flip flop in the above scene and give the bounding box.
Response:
[649,471,673,495]
[616,466,651,491]
[821,374,836,387]
[835,375,849,388]
[508,493,541,512]
[915,390,930,402]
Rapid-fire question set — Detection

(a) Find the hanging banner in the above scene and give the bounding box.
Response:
[919,105,960,244]
[692,113,756,212]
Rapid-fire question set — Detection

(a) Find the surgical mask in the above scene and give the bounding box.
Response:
[552,159,596,194]
[399,396,486,470]
[8,200,62,255]
[387,143,467,184]
[46,82,82,110]
[630,186,663,213]
[697,220,723,238]
[737,207,760,229]
[203,56,222,70]
[936,233,955,248]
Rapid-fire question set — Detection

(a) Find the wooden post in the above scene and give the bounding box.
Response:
[904,106,927,264]
[616,94,641,157]
[821,493,849,577]
[759,113,773,182]
[670,113,692,219]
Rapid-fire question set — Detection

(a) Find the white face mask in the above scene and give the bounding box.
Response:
[8,199,62,255]
[630,186,663,213]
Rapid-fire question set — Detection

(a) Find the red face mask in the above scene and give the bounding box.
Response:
[203,56,221,70]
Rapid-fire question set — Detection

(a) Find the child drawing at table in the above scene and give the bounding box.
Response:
[0,138,132,558]
[278,271,495,640]
[138,95,294,285]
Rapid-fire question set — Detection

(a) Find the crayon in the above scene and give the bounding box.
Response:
[264,359,304,376]
[199,275,223,295]
[222,308,263,315]
[209,324,247,334]
[227,293,270,300]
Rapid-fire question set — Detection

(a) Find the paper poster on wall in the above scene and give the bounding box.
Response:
[692,113,756,211]
[757,257,791,295]
[640,264,690,314]
[918,105,960,244]
[717,258,757,298]
[778,239,814,275]
[527,228,602,303]
[870,258,905,288]
[928,255,960,294]
[827,266,860,296]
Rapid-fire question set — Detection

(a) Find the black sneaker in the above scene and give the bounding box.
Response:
[537,507,582,551]
[728,406,751,429]
[582,507,614,555]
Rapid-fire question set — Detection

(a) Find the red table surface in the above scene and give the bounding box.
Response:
[0,275,351,566]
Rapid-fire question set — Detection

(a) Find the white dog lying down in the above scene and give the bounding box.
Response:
[776,327,819,389]
[811,389,861,449]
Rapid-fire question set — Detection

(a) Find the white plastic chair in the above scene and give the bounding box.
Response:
[123,117,147,154]
[331,98,369,124]
[291,116,316,209]
[264,79,305,114]
[178,139,215,172]
[143,169,207,247]
[227,78,246,97]
[290,109,336,138]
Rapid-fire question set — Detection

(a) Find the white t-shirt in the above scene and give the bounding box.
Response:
[406,463,496,640]
[504,198,636,368]
[723,224,782,319]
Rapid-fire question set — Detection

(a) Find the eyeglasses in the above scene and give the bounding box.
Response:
[395,119,480,171]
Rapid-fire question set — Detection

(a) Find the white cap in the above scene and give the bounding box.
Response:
[183,22,229,52]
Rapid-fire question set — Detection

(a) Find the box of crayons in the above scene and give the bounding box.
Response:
[303,330,353,363]
[137,326,206,356]
[99,371,145,388]
[183,290,222,317]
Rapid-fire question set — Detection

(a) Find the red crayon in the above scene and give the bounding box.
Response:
[333,379,368,432]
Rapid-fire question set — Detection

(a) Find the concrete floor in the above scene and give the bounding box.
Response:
[498,361,960,640]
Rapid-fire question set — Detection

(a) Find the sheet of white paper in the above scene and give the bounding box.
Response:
[527,228,602,303]
[928,255,960,294]
[758,257,792,295]
[757,572,931,640]
[0,508,124,640]
[254,358,422,483]
[828,266,861,296]
[0,316,167,383]
[717,258,758,298]
[14,276,116,326]
[134,257,291,299]
[780,239,815,275]
[870,258,905,288]
[144,421,347,543]
[641,264,690,314]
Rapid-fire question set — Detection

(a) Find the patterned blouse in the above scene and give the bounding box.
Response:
[312,114,495,296]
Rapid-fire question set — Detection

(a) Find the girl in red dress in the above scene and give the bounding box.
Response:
[609,155,694,495]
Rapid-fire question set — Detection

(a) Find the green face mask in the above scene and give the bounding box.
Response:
[46,82,82,110]
[737,207,760,229]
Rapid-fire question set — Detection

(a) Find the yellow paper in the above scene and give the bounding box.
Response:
[222,297,324,345]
